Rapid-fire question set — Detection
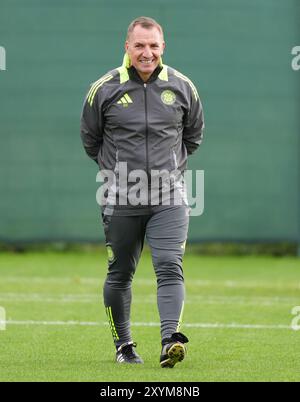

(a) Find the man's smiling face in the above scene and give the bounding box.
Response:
[125,25,165,82]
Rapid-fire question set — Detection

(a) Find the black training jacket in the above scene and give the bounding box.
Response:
[80,54,204,215]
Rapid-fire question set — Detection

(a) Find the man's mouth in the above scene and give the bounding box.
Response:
[140,59,155,64]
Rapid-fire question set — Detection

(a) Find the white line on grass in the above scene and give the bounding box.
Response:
[0,276,100,285]
[1,276,300,290]
[3,320,292,330]
[0,293,98,303]
[0,293,298,306]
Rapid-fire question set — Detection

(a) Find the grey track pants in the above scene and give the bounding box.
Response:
[102,205,189,348]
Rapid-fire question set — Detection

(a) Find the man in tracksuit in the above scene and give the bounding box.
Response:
[80,16,204,368]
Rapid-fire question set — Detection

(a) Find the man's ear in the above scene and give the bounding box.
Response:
[125,41,129,52]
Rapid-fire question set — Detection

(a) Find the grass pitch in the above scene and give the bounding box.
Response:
[0,249,299,382]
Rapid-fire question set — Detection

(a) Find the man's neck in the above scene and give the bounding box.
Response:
[137,72,151,83]
[128,65,163,84]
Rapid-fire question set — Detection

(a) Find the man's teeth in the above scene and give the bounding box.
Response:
[140,60,153,64]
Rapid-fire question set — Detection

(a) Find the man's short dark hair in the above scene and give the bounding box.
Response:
[127,16,164,40]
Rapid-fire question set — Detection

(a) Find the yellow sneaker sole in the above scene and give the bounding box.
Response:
[160,342,186,368]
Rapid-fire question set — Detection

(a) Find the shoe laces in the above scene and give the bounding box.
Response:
[162,332,189,346]
[119,342,137,359]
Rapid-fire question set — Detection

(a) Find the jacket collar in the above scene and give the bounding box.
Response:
[121,53,164,84]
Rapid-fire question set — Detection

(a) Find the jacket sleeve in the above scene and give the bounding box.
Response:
[183,85,204,155]
[80,86,103,164]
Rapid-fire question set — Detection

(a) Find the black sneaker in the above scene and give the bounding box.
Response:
[116,341,144,364]
[160,332,189,368]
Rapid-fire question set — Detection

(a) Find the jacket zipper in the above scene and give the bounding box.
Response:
[143,83,149,180]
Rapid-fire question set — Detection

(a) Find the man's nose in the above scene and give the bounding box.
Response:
[143,47,152,58]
